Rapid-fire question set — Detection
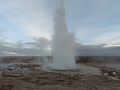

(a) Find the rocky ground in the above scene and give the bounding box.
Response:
[0,64,120,90]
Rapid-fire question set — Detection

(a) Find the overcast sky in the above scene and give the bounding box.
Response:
[0,0,120,56]
[0,0,120,45]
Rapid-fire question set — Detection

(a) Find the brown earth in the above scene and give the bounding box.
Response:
[0,64,119,90]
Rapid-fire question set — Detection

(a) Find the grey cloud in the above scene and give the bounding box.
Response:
[0,38,120,56]
[76,43,120,56]
[0,37,51,56]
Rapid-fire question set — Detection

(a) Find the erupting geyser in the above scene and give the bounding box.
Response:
[49,0,77,70]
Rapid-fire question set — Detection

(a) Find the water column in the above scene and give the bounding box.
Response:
[51,0,76,70]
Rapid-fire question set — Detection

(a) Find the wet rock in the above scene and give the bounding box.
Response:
[100,67,120,80]
[2,71,23,77]
[108,77,119,81]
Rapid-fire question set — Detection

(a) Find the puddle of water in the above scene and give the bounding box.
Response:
[44,64,100,74]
